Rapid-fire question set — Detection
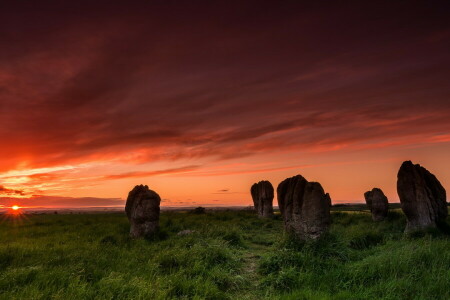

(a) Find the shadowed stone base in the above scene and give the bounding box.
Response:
[129,221,159,238]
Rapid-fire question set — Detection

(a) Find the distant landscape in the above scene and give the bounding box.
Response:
[0,203,413,214]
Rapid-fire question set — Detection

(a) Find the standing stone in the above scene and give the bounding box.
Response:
[397,161,447,232]
[251,180,274,218]
[125,185,161,238]
[364,188,389,221]
[277,175,331,239]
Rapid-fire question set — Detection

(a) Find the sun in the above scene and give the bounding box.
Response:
[5,204,25,219]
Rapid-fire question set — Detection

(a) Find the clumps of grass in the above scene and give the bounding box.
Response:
[250,235,274,246]
[261,267,298,291]
[406,225,450,239]
[99,235,118,246]
[0,210,448,299]
[0,248,15,269]
[222,230,245,247]
[199,224,247,248]
[211,213,233,221]
[164,275,226,300]
[348,232,384,250]
[258,233,350,292]
[152,240,243,298]
[197,242,237,268]
[144,228,169,241]
[154,240,238,275]
[331,211,360,225]
[258,250,301,276]
[207,266,245,291]
[157,250,185,274]
[279,232,350,261]
[266,222,276,229]
[341,239,450,299]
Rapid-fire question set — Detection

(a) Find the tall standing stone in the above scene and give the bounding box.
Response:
[397,161,447,232]
[277,175,331,239]
[125,184,161,238]
[364,188,389,221]
[250,180,274,218]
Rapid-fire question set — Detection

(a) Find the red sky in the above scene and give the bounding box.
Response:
[1,1,449,208]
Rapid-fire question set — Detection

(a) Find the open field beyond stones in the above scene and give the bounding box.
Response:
[0,209,449,299]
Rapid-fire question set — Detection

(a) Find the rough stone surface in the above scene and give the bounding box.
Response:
[250,180,274,218]
[277,175,331,239]
[364,188,389,221]
[397,161,447,232]
[125,184,161,238]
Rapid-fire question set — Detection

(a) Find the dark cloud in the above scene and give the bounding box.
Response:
[213,189,231,194]
[0,195,124,208]
[102,165,201,180]
[0,0,449,173]
[0,185,25,196]
[213,189,245,195]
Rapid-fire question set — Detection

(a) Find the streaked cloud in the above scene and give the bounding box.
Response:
[0,1,449,205]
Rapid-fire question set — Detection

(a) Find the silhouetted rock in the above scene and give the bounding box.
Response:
[397,161,447,232]
[277,175,331,239]
[250,180,274,218]
[125,185,161,238]
[364,188,389,221]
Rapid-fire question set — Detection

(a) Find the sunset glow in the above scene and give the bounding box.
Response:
[0,1,449,209]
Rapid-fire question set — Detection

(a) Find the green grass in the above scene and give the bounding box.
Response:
[0,210,448,299]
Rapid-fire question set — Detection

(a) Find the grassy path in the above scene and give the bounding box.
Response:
[235,219,282,299]
[237,244,267,299]
[241,245,264,283]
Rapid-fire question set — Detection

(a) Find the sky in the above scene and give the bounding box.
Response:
[0,1,449,208]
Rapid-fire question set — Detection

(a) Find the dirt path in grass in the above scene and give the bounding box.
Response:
[241,251,259,283]
[237,238,275,299]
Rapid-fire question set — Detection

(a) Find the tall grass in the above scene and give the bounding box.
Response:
[0,210,448,299]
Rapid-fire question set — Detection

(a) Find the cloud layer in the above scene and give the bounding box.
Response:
[0,1,449,206]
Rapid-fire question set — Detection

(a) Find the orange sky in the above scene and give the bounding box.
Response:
[0,1,449,208]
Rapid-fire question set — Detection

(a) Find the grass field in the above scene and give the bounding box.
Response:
[0,208,449,299]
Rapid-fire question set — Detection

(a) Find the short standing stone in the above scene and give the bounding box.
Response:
[277,175,331,239]
[397,161,447,232]
[250,180,274,218]
[125,185,161,238]
[364,188,389,221]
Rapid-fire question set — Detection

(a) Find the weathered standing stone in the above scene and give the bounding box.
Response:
[125,185,161,238]
[397,161,447,232]
[277,175,331,239]
[250,180,274,218]
[364,188,389,221]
